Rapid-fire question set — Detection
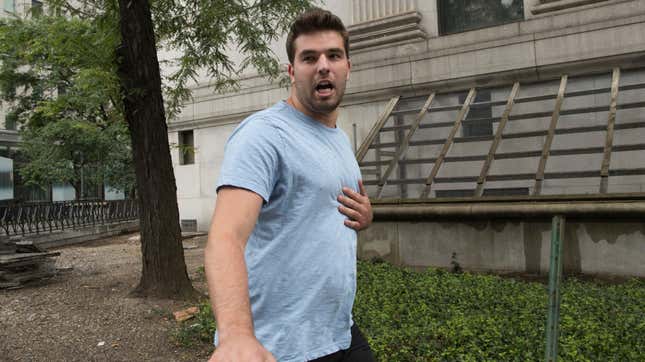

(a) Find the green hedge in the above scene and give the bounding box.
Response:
[177,261,644,361]
[354,260,645,361]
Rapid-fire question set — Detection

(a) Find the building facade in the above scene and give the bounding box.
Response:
[171,0,645,231]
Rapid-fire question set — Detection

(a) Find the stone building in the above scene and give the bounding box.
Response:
[171,0,645,276]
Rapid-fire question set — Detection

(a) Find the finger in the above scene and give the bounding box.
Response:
[342,186,362,201]
[337,194,361,210]
[344,219,362,230]
[338,205,362,220]
[358,179,367,196]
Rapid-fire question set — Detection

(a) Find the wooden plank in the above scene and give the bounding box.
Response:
[359,168,380,175]
[420,88,477,198]
[615,121,645,130]
[355,96,400,162]
[444,155,487,162]
[378,150,397,157]
[367,119,645,150]
[613,144,645,152]
[609,168,645,176]
[374,133,383,180]
[359,160,389,167]
[397,157,438,164]
[376,93,435,198]
[600,67,621,193]
[394,115,408,198]
[497,121,645,140]
[476,82,520,197]
[0,251,60,264]
[534,75,568,196]
[454,135,495,143]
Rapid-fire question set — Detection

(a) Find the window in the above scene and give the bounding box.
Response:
[3,0,14,12]
[0,156,13,200]
[179,130,194,165]
[460,90,492,137]
[180,219,197,232]
[438,0,524,35]
[31,0,42,16]
[4,114,17,131]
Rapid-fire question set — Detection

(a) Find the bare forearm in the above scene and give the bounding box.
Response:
[205,237,254,341]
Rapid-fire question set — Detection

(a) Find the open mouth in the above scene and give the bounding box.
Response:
[315,80,335,97]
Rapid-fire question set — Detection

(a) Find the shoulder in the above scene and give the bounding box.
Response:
[231,115,280,143]
[233,103,292,135]
[225,106,291,154]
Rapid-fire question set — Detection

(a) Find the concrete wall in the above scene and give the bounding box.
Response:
[359,219,645,277]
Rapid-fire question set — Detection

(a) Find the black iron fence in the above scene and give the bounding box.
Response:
[0,199,138,236]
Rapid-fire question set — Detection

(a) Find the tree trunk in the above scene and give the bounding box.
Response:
[116,0,195,299]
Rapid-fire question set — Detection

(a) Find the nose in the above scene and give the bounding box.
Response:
[316,54,330,75]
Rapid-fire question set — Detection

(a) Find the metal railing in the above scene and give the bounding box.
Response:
[0,199,138,236]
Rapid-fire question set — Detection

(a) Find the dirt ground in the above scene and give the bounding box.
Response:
[0,233,214,362]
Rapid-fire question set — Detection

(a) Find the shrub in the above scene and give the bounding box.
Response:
[175,262,645,361]
[354,260,645,361]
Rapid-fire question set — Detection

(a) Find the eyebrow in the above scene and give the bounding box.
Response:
[299,48,345,57]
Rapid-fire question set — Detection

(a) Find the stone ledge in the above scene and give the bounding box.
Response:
[348,10,427,51]
[532,0,609,15]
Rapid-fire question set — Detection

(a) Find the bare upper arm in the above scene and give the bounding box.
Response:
[208,186,264,249]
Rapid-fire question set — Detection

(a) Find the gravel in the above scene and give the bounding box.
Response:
[0,233,213,362]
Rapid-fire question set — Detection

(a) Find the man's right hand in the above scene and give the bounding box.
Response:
[205,187,268,361]
[208,335,276,362]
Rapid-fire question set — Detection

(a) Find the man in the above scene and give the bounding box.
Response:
[205,8,375,362]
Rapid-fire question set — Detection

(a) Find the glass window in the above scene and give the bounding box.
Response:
[52,183,76,202]
[104,186,125,200]
[4,118,17,131]
[3,0,15,12]
[179,130,195,165]
[31,0,43,16]
[0,156,13,200]
[438,0,524,35]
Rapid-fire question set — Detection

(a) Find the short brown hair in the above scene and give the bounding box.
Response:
[286,7,349,64]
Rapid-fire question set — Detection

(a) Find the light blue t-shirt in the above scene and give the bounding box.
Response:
[215,101,362,361]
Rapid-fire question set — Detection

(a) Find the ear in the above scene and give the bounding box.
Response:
[288,63,295,84]
[346,59,351,80]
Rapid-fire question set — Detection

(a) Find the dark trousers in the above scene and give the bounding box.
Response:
[309,324,376,362]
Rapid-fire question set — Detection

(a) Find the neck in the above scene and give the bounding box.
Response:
[286,95,337,128]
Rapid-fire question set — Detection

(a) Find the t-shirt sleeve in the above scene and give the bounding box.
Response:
[216,118,281,203]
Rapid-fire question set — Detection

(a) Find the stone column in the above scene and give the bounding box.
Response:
[352,0,417,24]
[348,0,427,51]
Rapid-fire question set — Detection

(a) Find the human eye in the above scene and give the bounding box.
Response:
[301,54,317,63]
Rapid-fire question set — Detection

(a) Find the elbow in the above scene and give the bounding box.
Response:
[204,231,245,260]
